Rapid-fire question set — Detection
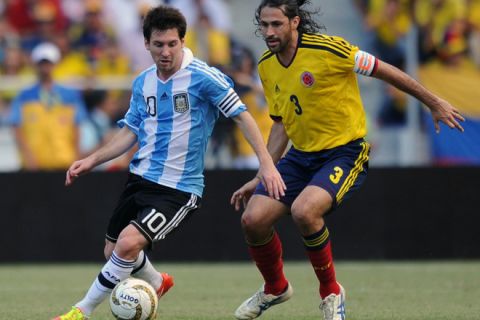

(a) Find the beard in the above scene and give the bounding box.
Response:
[264,29,293,53]
[265,37,287,53]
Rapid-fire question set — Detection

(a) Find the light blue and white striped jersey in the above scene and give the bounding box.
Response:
[118,48,246,196]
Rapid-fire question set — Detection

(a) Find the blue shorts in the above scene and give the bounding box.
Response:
[255,138,370,211]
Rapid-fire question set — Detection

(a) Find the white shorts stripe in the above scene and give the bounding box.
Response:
[153,194,199,241]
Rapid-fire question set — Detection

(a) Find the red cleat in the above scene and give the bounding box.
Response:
[156,272,174,298]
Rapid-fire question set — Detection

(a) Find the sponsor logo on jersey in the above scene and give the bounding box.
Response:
[173,93,189,113]
[160,92,169,101]
[301,71,315,87]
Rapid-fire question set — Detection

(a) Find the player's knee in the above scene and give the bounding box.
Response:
[291,200,327,227]
[241,209,270,236]
[115,235,145,260]
[240,213,252,232]
[291,210,314,228]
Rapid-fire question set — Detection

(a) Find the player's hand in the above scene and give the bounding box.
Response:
[65,157,95,186]
[230,178,261,211]
[256,162,286,200]
[430,98,465,133]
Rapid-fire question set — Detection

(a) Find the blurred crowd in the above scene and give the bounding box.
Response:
[1,0,479,172]
[354,0,480,128]
[0,0,272,171]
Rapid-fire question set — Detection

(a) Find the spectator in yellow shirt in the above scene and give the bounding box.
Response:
[8,42,88,170]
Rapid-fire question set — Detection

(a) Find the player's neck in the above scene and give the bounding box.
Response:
[277,31,298,66]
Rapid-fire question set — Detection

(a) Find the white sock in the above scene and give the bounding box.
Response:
[131,250,163,290]
[75,252,135,316]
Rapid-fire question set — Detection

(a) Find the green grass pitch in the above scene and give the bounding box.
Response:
[0,261,479,319]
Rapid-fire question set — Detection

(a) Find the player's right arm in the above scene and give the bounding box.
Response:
[65,126,137,186]
[266,120,289,164]
[230,120,289,211]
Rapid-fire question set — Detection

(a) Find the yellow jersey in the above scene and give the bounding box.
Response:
[9,83,87,169]
[258,33,370,152]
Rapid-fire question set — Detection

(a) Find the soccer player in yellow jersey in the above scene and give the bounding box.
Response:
[231,1,465,320]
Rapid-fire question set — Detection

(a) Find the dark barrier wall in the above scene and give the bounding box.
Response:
[1,168,479,262]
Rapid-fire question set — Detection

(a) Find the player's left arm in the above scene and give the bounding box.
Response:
[231,111,286,200]
[65,127,137,186]
[371,58,465,133]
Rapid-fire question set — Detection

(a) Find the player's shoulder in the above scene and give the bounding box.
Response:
[299,32,355,59]
[187,57,232,88]
[133,64,156,82]
[130,64,157,92]
[258,49,275,65]
[188,57,224,75]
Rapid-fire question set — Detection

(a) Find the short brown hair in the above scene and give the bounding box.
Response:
[143,6,187,41]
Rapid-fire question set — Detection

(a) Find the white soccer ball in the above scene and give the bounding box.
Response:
[110,278,158,320]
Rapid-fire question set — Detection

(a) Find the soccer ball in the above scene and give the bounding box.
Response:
[110,278,158,320]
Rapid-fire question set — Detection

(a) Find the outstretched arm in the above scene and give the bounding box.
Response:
[65,126,137,186]
[372,60,465,133]
[231,111,286,200]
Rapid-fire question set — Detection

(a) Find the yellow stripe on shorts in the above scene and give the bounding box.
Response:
[336,141,370,204]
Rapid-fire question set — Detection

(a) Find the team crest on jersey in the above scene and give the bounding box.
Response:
[300,71,315,87]
[173,93,189,113]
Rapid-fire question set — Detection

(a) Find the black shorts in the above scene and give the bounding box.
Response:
[106,173,201,244]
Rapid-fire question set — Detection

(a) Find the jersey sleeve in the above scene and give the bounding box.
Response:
[118,78,143,134]
[202,67,247,118]
[322,36,378,76]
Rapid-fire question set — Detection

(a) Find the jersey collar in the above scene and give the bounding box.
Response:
[155,48,194,83]
[180,47,194,69]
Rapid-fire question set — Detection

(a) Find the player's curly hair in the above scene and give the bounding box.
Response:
[254,0,325,36]
[143,5,187,41]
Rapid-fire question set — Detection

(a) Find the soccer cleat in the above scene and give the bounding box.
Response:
[156,272,174,298]
[234,282,293,320]
[319,283,346,320]
[52,306,88,320]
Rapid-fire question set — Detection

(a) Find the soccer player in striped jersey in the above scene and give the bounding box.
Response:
[53,5,285,320]
[231,1,465,320]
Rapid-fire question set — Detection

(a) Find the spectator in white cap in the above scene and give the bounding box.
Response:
[31,42,61,64]
[7,42,88,170]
